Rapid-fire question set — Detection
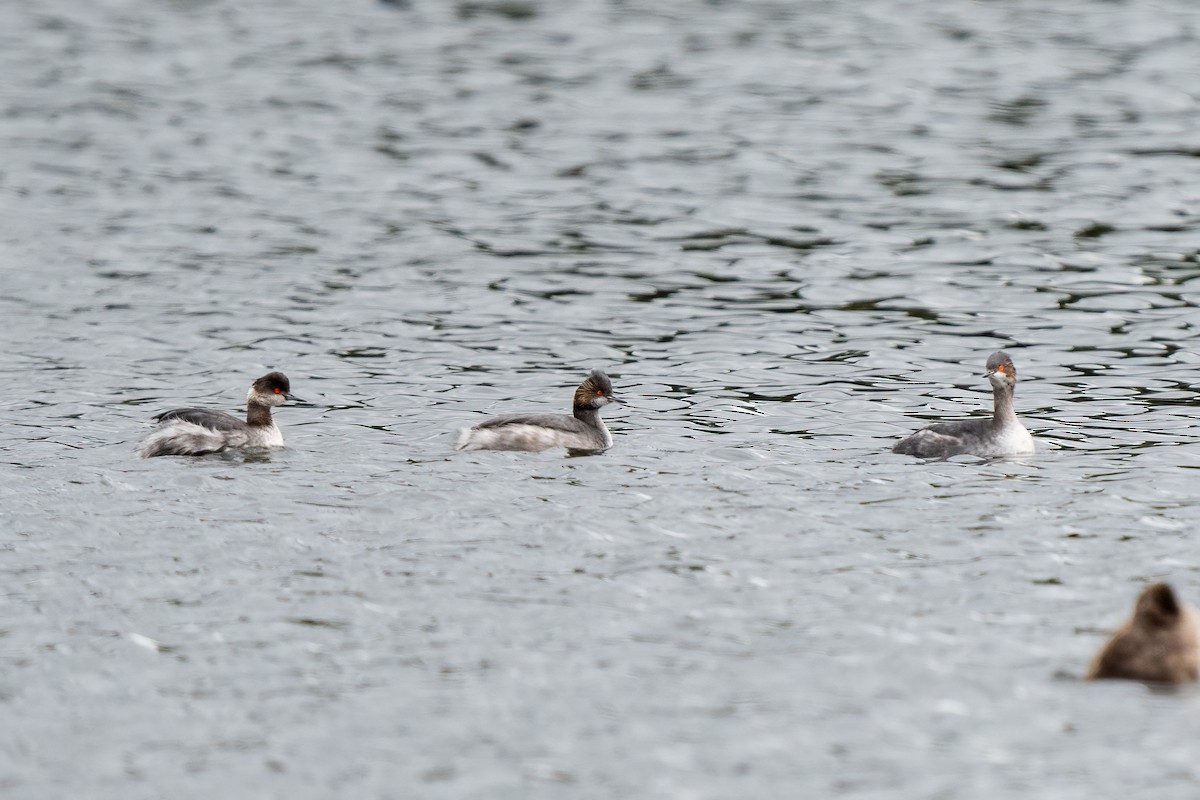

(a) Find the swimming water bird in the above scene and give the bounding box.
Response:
[137,372,302,458]
[456,369,621,453]
[1087,582,1200,684]
[892,351,1033,458]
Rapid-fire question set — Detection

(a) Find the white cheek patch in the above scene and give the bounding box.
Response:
[248,391,285,410]
[248,388,286,406]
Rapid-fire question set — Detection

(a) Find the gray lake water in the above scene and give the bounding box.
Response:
[4,0,1200,797]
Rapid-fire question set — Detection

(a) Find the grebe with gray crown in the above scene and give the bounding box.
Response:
[138,371,302,458]
[893,351,1033,458]
[456,369,621,453]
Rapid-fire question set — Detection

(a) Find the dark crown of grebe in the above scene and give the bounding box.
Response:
[249,372,299,405]
[573,369,621,410]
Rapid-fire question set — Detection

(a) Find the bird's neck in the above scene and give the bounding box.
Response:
[991,384,1016,424]
[573,404,600,424]
[246,402,275,427]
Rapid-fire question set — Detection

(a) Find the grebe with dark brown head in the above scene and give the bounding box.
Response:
[138,372,302,458]
[456,369,621,454]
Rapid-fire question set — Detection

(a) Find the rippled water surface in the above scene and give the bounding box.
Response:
[4,0,1200,797]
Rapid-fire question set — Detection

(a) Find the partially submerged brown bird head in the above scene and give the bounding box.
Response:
[1087,582,1200,685]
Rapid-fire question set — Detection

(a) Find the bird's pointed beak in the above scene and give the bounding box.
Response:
[285,392,304,402]
[608,395,624,404]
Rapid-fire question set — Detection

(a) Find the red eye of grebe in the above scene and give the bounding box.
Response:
[274,387,281,393]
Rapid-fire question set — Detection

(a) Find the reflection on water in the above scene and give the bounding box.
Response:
[3,0,1200,796]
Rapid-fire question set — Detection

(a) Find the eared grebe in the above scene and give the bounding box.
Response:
[137,372,302,458]
[892,351,1033,458]
[456,369,621,453]
[1087,582,1200,684]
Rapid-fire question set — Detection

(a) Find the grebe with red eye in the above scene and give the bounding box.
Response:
[137,372,303,457]
[456,369,622,453]
[892,351,1033,458]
